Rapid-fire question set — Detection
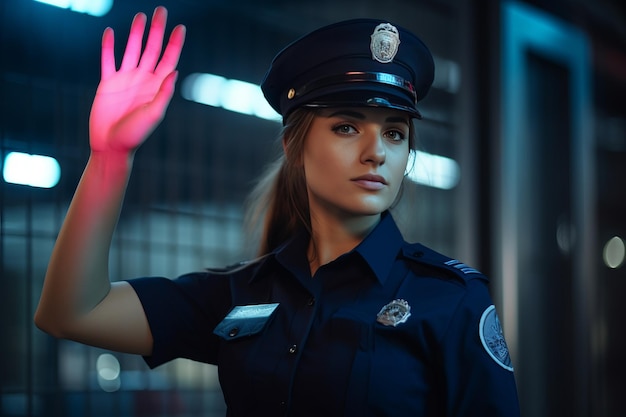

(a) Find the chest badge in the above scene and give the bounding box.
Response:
[377,299,411,327]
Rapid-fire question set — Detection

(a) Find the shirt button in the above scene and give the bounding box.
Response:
[228,327,239,337]
[288,344,298,354]
[307,297,315,306]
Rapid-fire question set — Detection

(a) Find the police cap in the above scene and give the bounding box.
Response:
[261,18,435,121]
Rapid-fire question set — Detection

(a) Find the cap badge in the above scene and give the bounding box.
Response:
[370,23,401,64]
[376,299,411,327]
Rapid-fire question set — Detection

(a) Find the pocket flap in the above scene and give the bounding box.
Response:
[213,303,279,340]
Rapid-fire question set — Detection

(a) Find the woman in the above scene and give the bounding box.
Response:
[35,6,520,416]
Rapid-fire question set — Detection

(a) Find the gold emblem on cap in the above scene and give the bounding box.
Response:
[370,23,400,64]
[376,299,411,327]
[287,88,296,99]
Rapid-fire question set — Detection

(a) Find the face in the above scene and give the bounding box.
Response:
[301,107,411,220]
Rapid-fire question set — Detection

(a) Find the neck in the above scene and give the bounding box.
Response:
[307,211,381,275]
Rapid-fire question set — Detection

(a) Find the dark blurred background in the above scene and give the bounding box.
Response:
[1,0,625,416]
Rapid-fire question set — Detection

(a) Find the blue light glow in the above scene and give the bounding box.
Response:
[181,73,281,121]
[34,0,113,17]
[3,152,61,188]
[406,151,460,190]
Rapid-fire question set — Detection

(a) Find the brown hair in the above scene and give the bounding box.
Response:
[244,107,417,256]
[244,108,317,256]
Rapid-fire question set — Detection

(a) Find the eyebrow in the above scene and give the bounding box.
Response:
[327,110,410,125]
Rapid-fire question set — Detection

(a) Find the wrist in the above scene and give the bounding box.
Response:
[88,149,135,177]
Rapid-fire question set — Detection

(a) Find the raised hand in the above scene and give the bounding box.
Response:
[89,6,186,153]
[34,7,185,355]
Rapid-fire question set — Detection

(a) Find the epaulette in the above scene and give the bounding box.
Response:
[401,242,488,284]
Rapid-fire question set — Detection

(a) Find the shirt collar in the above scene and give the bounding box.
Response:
[353,211,405,285]
[254,211,404,285]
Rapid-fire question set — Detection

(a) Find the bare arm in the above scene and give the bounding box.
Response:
[34,7,186,356]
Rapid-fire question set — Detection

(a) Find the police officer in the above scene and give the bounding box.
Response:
[35,6,520,417]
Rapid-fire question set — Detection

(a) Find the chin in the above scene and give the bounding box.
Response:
[346,201,392,217]
[312,194,394,218]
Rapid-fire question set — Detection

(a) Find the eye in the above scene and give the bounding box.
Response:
[384,129,407,142]
[332,123,358,135]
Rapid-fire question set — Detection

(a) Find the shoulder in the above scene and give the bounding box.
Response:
[399,242,489,286]
[202,254,273,276]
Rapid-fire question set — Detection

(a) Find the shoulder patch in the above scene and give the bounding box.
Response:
[479,305,514,371]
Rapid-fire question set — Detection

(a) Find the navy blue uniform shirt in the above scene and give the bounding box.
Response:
[128,212,520,416]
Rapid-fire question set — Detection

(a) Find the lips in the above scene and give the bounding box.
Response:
[352,174,388,190]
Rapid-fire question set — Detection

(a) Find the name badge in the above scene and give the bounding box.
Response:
[226,303,279,319]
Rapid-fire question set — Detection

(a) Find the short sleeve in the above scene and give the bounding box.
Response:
[439,279,520,416]
[127,272,232,368]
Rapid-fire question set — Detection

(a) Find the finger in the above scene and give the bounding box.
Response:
[101,27,116,80]
[119,12,147,71]
[154,24,186,77]
[138,6,168,71]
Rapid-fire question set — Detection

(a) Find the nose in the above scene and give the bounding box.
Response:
[362,129,386,166]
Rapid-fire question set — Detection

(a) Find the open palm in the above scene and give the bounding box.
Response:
[89,7,185,153]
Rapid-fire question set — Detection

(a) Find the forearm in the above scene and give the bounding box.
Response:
[35,150,134,336]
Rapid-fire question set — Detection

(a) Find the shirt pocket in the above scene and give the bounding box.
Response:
[366,323,432,415]
[213,304,280,415]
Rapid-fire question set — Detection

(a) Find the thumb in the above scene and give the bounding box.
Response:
[148,71,179,120]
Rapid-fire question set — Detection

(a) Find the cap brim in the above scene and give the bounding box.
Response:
[302,99,422,119]
[284,84,422,120]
